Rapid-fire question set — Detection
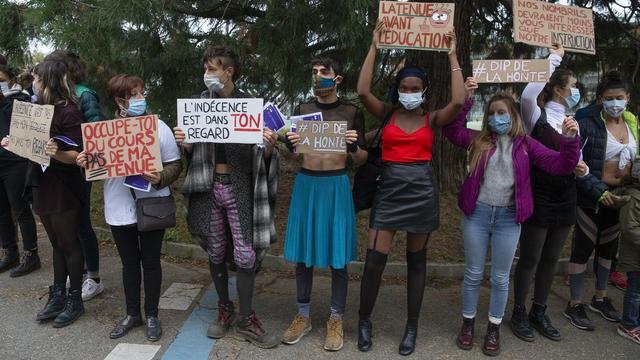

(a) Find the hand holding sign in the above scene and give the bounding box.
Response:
[445,30,456,55]
[44,139,58,158]
[372,20,388,48]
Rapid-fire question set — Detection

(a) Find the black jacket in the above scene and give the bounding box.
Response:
[575,103,639,209]
[0,91,32,163]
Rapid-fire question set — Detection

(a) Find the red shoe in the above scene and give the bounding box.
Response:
[456,317,474,350]
[608,270,627,291]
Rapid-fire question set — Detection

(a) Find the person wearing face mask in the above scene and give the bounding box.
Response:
[354,22,465,356]
[443,79,580,356]
[0,64,39,278]
[565,71,638,331]
[45,50,106,303]
[174,46,280,349]
[76,73,182,341]
[281,57,366,352]
[510,44,585,342]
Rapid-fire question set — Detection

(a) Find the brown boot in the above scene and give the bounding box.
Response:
[207,301,236,339]
[234,311,279,349]
[482,322,501,356]
[456,317,474,350]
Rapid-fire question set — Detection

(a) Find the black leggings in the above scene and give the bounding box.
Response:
[40,209,83,291]
[569,206,620,300]
[359,248,427,327]
[111,225,164,317]
[513,222,571,306]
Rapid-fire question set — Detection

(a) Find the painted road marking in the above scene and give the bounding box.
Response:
[161,278,237,360]
[104,343,161,360]
[159,282,204,311]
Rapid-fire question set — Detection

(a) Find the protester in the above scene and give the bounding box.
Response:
[281,56,366,352]
[443,77,580,356]
[45,50,106,301]
[511,44,585,342]
[2,60,86,327]
[0,64,39,277]
[355,22,465,356]
[613,157,640,345]
[566,71,636,330]
[76,73,182,341]
[174,45,280,349]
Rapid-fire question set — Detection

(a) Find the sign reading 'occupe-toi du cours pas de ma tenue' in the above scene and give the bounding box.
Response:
[177,98,264,144]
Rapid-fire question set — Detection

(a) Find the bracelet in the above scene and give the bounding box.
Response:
[347,141,360,154]
[451,68,462,73]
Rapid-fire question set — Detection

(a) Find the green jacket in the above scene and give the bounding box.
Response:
[75,84,105,123]
[619,185,640,272]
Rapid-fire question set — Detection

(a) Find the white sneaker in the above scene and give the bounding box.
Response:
[81,278,104,301]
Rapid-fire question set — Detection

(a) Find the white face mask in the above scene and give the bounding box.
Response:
[204,74,224,93]
[398,91,423,110]
[0,82,9,95]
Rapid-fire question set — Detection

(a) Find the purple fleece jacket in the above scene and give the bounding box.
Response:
[443,99,580,224]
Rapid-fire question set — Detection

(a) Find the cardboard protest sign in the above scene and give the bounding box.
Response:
[81,115,163,181]
[377,1,455,51]
[513,0,595,55]
[295,120,347,154]
[473,59,550,83]
[7,102,54,166]
[177,98,264,144]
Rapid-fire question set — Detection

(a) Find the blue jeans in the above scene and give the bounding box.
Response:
[462,202,521,321]
[622,271,640,329]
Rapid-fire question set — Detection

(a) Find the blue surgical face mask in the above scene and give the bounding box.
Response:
[0,82,9,95]
[564,87,581,109]
[488,113,512,135]
[603,99,627,118]
[127,98,147,116]
[398,91,423,110]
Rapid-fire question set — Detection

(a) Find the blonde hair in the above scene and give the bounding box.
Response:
[469,92,526,172]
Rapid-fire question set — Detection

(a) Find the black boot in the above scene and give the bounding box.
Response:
[510,304,534,342]
[53,289,84,328]
[36,284,67,321]
[529,302,561,341]
[0,248,18,273]
[398,323,418,356]
[10,250,41,278]
[357,318,373,352]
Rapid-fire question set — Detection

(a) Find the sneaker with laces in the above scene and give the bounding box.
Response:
[563,302,594,331]
[282,314,312,345]
[207,301,236,339]
[588,296,620,322]
[235,311,279,349]
[324,318,343,351]
[608,270,628,291]
[617,325,640,345]
[81,278,104,301]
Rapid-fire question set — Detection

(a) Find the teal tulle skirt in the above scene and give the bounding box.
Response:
[284,169,357,269]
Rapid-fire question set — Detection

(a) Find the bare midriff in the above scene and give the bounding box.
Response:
[301,153,348,171]
[602,160,632,187]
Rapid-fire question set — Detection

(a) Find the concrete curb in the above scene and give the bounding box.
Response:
[158,240,578,279]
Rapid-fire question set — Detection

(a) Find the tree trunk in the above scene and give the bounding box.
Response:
[406,0,473,193]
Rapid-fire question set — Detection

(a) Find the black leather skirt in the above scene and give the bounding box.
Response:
[369,161,439,234]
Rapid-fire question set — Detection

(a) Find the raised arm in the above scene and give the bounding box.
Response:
[528,117,580,175]
[431,30,466,128]
[357,21,387,119]
[520,45,564,133]
[442,77,478,148]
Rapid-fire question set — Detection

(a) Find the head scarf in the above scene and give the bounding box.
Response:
[387,65,429,104]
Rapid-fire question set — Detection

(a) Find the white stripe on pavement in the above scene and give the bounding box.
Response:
[158,282,204,311]
[104,344,161,360]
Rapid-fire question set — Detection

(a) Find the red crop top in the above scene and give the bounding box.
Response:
[381,112,433,163]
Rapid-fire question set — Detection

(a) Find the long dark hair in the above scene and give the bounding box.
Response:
[538,68,575,106]
[35,60,76,106]
[597,70,630,98]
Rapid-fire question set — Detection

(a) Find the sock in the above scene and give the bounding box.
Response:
[329,307,342,321]
[297,302,310,319]
[489,316,502,325]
